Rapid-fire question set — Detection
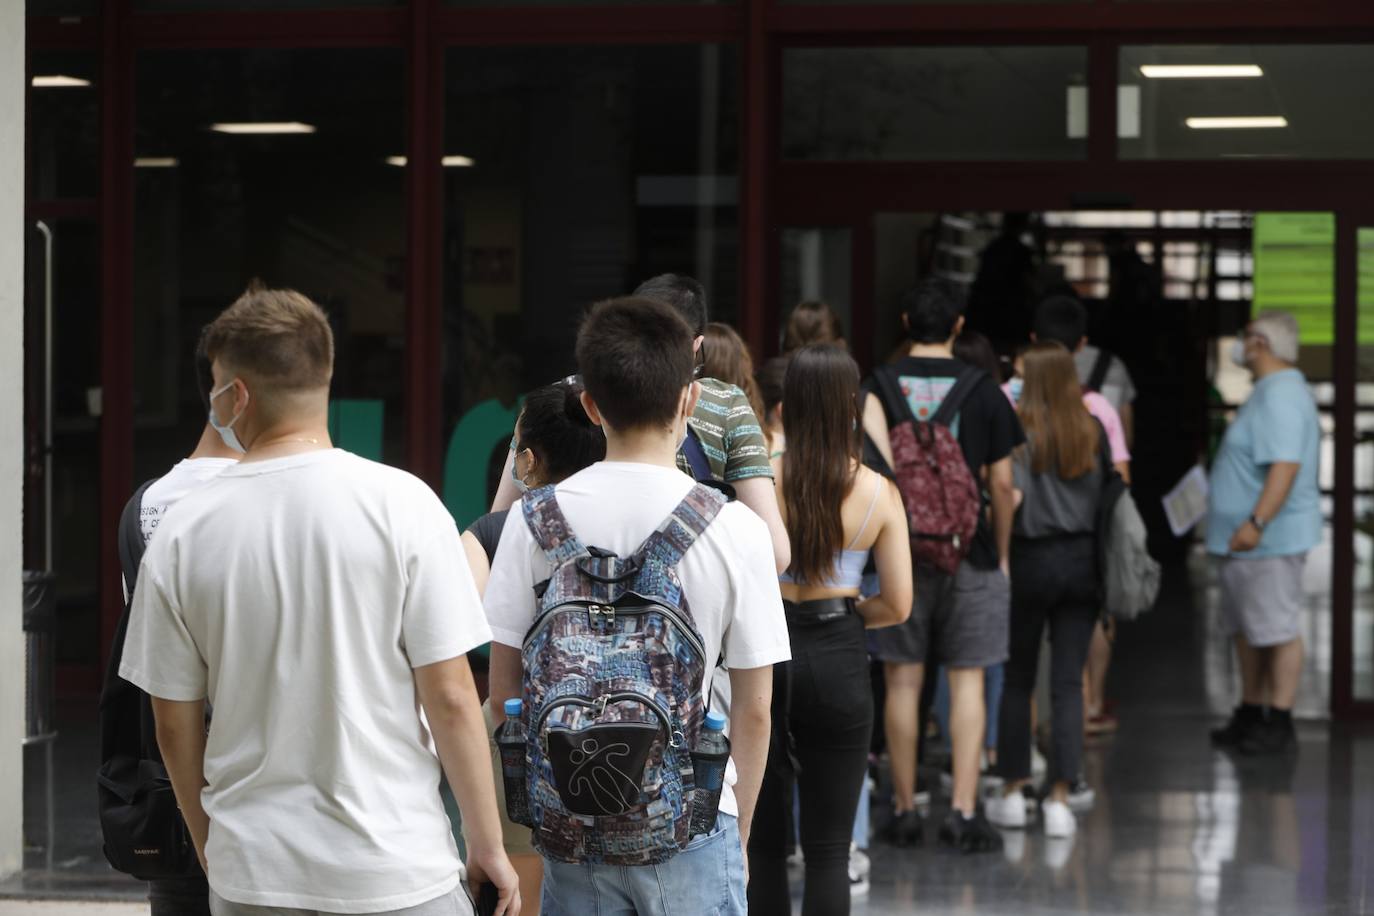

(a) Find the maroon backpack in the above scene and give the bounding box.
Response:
[871,364,985,575]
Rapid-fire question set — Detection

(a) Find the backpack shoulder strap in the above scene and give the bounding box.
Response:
[1086,348,1112,393]
[869,366,916,427]
[639,484,728,571]
[681,426,714,483]
[520,484,590,566]
[930,365,987,427]
[118,479,157,599]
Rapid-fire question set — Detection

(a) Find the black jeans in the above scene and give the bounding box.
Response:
[749,601,872,916]
[148,875,211,916]
[997,536,1099,787]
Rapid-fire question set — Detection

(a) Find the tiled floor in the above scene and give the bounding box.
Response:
[5,558,1373,915]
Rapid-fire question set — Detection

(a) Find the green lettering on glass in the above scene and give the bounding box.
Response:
[443,397,522,529]
[328,399,385,463]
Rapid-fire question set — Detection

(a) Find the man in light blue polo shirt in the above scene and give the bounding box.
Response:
[1207,311,1321,756]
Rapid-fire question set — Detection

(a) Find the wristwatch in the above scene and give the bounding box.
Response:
[1248,513,1267,532]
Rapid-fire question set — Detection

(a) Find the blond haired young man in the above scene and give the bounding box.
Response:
[121,286,519,916]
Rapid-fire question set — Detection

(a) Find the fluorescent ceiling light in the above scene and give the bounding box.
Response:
[210,122,316,135]
[1141,65,1263,79]
[32,75,91,88]
[1186,116,1288,130]
[386,155,476,167]
[135,157,179,168]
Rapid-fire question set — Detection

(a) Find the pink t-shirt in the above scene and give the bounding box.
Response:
[1002,382,1131,465]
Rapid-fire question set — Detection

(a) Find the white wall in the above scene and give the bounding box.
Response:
[0,0,26,882]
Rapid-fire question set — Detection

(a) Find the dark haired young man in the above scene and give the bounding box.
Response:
[107,330,239,916]
[1033,294,1137,445]
[490,275,790,575]
[120,287,520,915]
[862,278,1025,853]
[484,296,789,915]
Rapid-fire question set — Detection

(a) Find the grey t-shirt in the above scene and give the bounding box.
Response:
[1013,432,1107,539]
[1075,345,1136,413]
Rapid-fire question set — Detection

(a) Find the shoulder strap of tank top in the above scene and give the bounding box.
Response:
[846,474,884,550]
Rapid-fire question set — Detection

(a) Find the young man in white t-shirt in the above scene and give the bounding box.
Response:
[484,296,790,916]
[119,287,520,916]
[112,335,238,916]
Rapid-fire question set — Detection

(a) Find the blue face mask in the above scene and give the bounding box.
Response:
[510,447,532,494]
[208,380,247,453]
[1008,377,1024,405]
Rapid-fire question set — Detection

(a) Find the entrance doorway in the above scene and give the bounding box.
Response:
[776,204,1370,718]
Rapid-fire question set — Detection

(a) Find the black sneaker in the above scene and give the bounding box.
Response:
[1210,705,1261,748]
[880,809,925,848]
[938,808,1004,854]
[1239,716,1297,755]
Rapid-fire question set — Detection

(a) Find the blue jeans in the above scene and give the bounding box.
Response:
[541,814,746,916]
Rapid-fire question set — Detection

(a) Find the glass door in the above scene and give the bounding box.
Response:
[1350,219,1374,708]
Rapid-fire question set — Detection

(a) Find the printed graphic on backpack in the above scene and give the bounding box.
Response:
[517,482,726,866]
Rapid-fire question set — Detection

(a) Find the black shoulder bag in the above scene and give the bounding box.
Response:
[96,480,204,880]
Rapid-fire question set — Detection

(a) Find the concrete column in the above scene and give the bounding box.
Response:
[0,0,26,882]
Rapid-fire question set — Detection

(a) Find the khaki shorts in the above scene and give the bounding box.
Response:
[1217,553,1307,648]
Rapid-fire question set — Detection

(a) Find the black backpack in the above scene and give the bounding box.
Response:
[96,480,203,880]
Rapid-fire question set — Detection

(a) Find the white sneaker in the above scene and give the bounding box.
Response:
[984,792,1027,829]
[1042,799,1077,838]
[849,845,871,880]
[1066,779,1096,813]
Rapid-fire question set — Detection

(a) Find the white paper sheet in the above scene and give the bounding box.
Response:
[1163,465,1210,538]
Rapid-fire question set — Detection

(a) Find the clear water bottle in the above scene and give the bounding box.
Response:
[689,711,730,838]
[496,698,531,827]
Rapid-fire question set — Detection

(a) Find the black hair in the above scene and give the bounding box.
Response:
[515,380,606,483]
[1033,295,1088,350]
[576,296,695,432]
[632,273,708,337]
[952,329,1002,381]
[755,355,791,419]
[194,325,215,414]
[902,278,965,344]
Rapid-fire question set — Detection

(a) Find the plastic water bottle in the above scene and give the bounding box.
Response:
[689,711,731,838]
[496,698,531,827]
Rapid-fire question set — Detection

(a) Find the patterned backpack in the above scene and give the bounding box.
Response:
[517,481,726,865]
[871,363,985,575]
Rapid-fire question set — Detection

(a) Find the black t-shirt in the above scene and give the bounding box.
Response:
[867,356,1026,570]
[466,509,510,565]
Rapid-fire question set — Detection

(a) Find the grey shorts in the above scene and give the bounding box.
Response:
[209,885,473,916]
[868,560,1010,669]
[1217,553,1308,648]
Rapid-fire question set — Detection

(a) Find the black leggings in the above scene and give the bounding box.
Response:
[997,535,1099,787]
[748,603,873,916]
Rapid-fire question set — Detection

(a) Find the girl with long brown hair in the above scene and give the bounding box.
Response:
[701,322,768,443]
[747,345,912,916]
[985,341,1110,841]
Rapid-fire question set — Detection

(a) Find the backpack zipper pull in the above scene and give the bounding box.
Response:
[593,695,609,718]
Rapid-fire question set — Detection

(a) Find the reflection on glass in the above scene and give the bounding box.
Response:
[25,221,102,667]
[780,228,852,350]
[1356,227,1374,701]
[783,47,1088,161]
[133,49,407,479]
[441,44,738,515]
[1120,45,1374,160]
[29,51,99,200]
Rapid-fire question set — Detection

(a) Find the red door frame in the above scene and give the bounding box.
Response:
[22,0,1374,716]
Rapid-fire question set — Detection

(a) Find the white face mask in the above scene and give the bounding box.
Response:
[1230,338,1249,368]
[208,380,248,453]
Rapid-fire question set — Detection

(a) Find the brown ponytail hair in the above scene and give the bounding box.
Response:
[1017,341,1097,479]
[782,345,861,584]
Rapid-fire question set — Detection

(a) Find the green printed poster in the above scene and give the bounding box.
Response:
[1252,212,1335,345]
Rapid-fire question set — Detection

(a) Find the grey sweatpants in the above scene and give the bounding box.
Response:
[208,886,474,916]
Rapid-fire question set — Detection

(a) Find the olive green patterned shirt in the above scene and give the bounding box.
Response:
[676,377,773,484]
